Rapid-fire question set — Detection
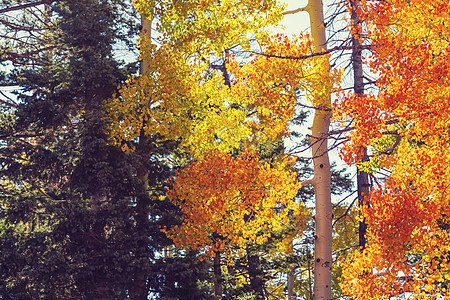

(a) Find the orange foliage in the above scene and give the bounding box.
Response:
[107,0,338,266]
[163,149,304,257]
[335,0,450,298]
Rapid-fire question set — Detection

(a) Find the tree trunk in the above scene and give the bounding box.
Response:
[213,251,223,299]
[307,0,333,298]
[287,270,295,300]
[140,16,152,75]
[286,237,295,300]
[132,15,152,300]
[308,256,313,300]
[247,247,265,299]
[133,152,150,300]
[349,0,370,250]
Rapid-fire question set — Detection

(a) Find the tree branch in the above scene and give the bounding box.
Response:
[0,1,49,14]
[300,178,315,187]
[252,45,372,61]
[2,50,52,66]
[332,195,358,227]
[283,4,309,15]
[328,119,399,136]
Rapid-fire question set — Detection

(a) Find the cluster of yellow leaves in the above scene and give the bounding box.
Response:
[107,32,339,157]
[335,0,450,298]
[105,42,193,152]
[163,149,304,256]
[133,0,285,54]
[105,0,341,262]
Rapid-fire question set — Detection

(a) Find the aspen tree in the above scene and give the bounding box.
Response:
[113,1,340,298]
[306,0,333,298]
[283,0,335,297]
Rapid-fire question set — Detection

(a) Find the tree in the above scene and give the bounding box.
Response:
[6,0,447,298]
[0,1,212,299]
[108,0,345,299]
[348,0,371,250]
[335,0,450,298]
[0,0,138,297]
[1,0,380,299]
[300,1,334,298]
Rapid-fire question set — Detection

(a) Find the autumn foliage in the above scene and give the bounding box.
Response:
[106,32,338,156]
[100,0,450,297]
[164,149,304,256]
[105,1,325,266]
[106,4,340,267]
[335,0,450,298]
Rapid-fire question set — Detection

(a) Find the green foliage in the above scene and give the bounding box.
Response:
[0,1,214,299]
[155,250,215,299]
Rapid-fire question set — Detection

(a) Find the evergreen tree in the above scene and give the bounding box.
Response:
[1,1,213,299]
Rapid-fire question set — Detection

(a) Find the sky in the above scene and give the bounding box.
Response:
[277,0,311,37]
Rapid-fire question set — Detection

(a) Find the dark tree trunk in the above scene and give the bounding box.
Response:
[350,0,370,250]
[213,251,223,299]
[247,247,265,299]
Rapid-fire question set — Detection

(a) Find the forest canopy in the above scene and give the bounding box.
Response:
[1,0,449,299]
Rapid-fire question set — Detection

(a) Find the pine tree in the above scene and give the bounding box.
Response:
[1,1,217,298]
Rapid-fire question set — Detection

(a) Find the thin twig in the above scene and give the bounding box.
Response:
[333,195,358,227]
[0,1,49,14]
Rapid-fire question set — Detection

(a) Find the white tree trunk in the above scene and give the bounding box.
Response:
[307,0,333,298]
[140,16,152,74]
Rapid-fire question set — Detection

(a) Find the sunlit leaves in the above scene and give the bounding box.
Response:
[335,0,450,297]
[163,149,304,257]
[106,0,340,281]
[133,0,285,53]
[106,32,340,157]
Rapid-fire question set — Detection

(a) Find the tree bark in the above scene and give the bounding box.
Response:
[307,0,333,299]
[140,16,152,75]
[349,0,370,250]
[286,237,295,300]
[308,256,313,300]
[247,247,265,299]
[213,251,223,299]
[132,15,152,300]
[287,270,295,300]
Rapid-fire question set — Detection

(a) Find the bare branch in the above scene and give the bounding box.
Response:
[283,4,309,15]
[0,98,18,108]
[0,1,49,14]
[300,178,315,187]
[332,245,358,256]
[2,50,52,66]
[332,195,358,227]
[0,91,18,107]
[328,119,400,136]
[0,17,49,32]
[251,45,372,61]
[333,190,357,208]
